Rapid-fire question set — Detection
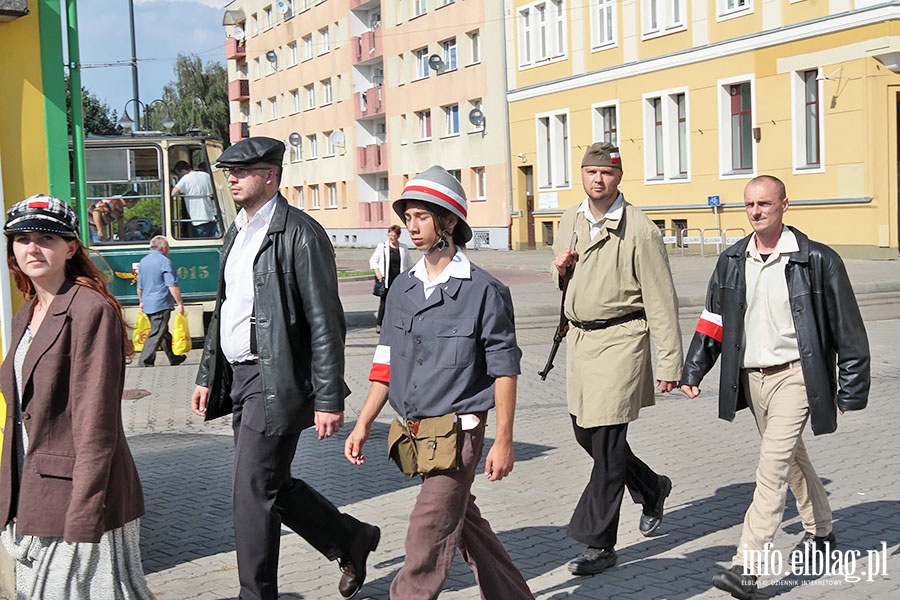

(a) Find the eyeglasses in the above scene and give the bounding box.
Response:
[222,167,272,179]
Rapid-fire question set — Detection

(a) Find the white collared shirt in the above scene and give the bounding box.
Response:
[741,226,802,369]
[576,193,624,240]
[220,195,278,364]
[409,248,471,299]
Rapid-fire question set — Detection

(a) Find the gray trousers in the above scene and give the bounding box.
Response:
[390,421,533,600]
[139,309,176,366]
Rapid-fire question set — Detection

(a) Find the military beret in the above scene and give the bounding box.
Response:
[5,194,80,239]
[216,136,285,168]
[581,142,622,169]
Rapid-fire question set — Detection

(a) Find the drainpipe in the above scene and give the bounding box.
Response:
[66,0,89,244]
[500,3,514,250]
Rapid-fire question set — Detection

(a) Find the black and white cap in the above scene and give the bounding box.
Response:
[4,194,80,238]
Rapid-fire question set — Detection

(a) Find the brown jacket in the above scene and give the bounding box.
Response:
[0,282,144,543]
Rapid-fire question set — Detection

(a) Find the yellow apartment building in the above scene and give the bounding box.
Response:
[505,0,900,257]
[223,0,512,248]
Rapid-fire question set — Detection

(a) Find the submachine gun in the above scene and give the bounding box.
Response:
[538,232,578,381]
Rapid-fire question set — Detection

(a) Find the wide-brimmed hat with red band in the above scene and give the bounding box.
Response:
[393,165,472,243]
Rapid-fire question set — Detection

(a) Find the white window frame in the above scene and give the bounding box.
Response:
[414,47,430,80]
[291,89,300,114]
[307,134,318,159]
[288,42,298,66]
[641,88,690,183]
[717,0,753,22]
[413,0,427,18]
[324,131,335,157]
[318,27,330,55]
[326,183,338,208]
[321,78,333,105]
[252,58,261,80]
[305,84,316,109]
[473,166,486,200]
[294,185,304,208]
[264,6,273,31]
[303,34,314,60]
[791,68,825,173]
[717,74,757,178]
[417,109,432,140]
[468,30,481,64]
[443,103,460,136]
[441,37,458,71]
[535,109,571,190]
[590,0,617,50]
[591,100,619,146]
[254,101,263,124]
[310,184,320,209]
[641,0,687,39]
[290,143,302,163]
[268,96,278,121]
[518,1,568,69]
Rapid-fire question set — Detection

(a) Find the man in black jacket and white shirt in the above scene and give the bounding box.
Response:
[681,175,870,600]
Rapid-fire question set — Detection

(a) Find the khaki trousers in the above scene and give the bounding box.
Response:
[732,367,833,567]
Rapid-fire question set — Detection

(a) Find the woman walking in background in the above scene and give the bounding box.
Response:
[369,224,412,333]
[0,195,153,599]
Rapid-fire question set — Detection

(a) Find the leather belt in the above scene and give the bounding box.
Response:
[745,359,801,376]
[406,412,487,436]
[231,359,259,367]
[571,310,645,332]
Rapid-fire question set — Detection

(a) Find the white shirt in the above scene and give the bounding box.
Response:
[741,226,802,369]
[409,248,471,300]
[175,170,216,225]
[220,196,278,364]
[576,193,625,240]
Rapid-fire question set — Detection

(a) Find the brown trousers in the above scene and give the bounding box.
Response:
[390,421,533,600]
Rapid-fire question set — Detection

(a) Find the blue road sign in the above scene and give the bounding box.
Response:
[708,195,721,207]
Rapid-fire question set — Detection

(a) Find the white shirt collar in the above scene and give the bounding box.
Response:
[747,226,799,261]
[576,193,624,226]
[410,248,471,298]
[234,194,278,231]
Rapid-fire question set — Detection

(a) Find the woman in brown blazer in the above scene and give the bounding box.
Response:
[0,195,153,599]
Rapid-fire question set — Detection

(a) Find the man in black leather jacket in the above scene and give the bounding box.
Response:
[681,175,870,600]
[191,137,379,600]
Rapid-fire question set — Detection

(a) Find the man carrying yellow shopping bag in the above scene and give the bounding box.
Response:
[136,235,186,366]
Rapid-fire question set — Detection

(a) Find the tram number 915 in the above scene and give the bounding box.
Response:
[177,266,211,280]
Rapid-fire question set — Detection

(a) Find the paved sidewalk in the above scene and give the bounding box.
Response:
[125,251,900,600]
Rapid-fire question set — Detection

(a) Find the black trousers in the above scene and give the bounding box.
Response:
[140,309,176,366]
[567,416,662,548]
[230,364,363,600]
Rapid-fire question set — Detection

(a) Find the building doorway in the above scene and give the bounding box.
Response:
[520,166,535,249]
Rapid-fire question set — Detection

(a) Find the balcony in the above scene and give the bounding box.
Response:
[356,143,387,174]
[349,0,379,9]
[354,86,384,119]
[225,37,246,60]
[229,122,250,144]
[352,28,383,64]
[228,79,250,101]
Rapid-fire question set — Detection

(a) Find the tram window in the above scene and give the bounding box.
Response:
[169,144,224,239]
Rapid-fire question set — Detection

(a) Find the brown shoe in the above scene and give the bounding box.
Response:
[338,524,380,599]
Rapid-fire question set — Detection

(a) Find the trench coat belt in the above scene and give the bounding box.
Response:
[570,310,646,332]
[744,359,801,376]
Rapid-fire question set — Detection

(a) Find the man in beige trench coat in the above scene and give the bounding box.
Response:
[553,142,683,575]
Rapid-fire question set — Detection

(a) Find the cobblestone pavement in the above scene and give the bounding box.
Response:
[125,253,900,600]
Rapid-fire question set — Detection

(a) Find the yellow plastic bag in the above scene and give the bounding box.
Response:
[133,311,151,352]
[172,312,192,356]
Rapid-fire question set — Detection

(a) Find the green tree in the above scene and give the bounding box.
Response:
[65,76,123,135]
[159,54,229,146]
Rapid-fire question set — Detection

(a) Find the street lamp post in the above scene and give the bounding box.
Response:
[118,98,175,131]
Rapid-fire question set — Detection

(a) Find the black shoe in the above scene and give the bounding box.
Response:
[639,475,672,536]
[170,354,187,366]
[338,523,380,599]
[791,531,836,564]
[711,566,757,600]
[567,546,617,576]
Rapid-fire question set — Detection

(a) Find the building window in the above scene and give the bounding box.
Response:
[264,6,273,30]
[441,38,457,71]
[249,13,258,36]
[326,183,338,208]
[718,0,752,20]
[468,30,481,64]
[294,185,304,208]
[718,77,755,176]
[444,104,459,136]
[438,0,454,6]
[291,89,300,114]
[473,167,486,200]
[794,69,822,170]
[268,96,278,121]
[303,34,313,60]
[305,84,315,109]
[290,143,302,163]
[642,0,686,38]
[643,89,689,182]
[324,131,335,156]
[414,47,430,80]
[518,1,567,68]
[448,169,462,182]
[417,109,432,140]
[310,184,320,209]
[319,27,330,54]
[254,101,263,124]
[321,78,333,105]
[536,110,570,189]
[307,134,318,159]
[288,42,298,66]
[593,102,618,146]
[252,58,260,80]
[591,0,617,49]
[413,0,427,17]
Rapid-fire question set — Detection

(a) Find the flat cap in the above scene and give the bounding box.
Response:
[216,136,285,168]
[581,142,622,169]
[5,194,79,239]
